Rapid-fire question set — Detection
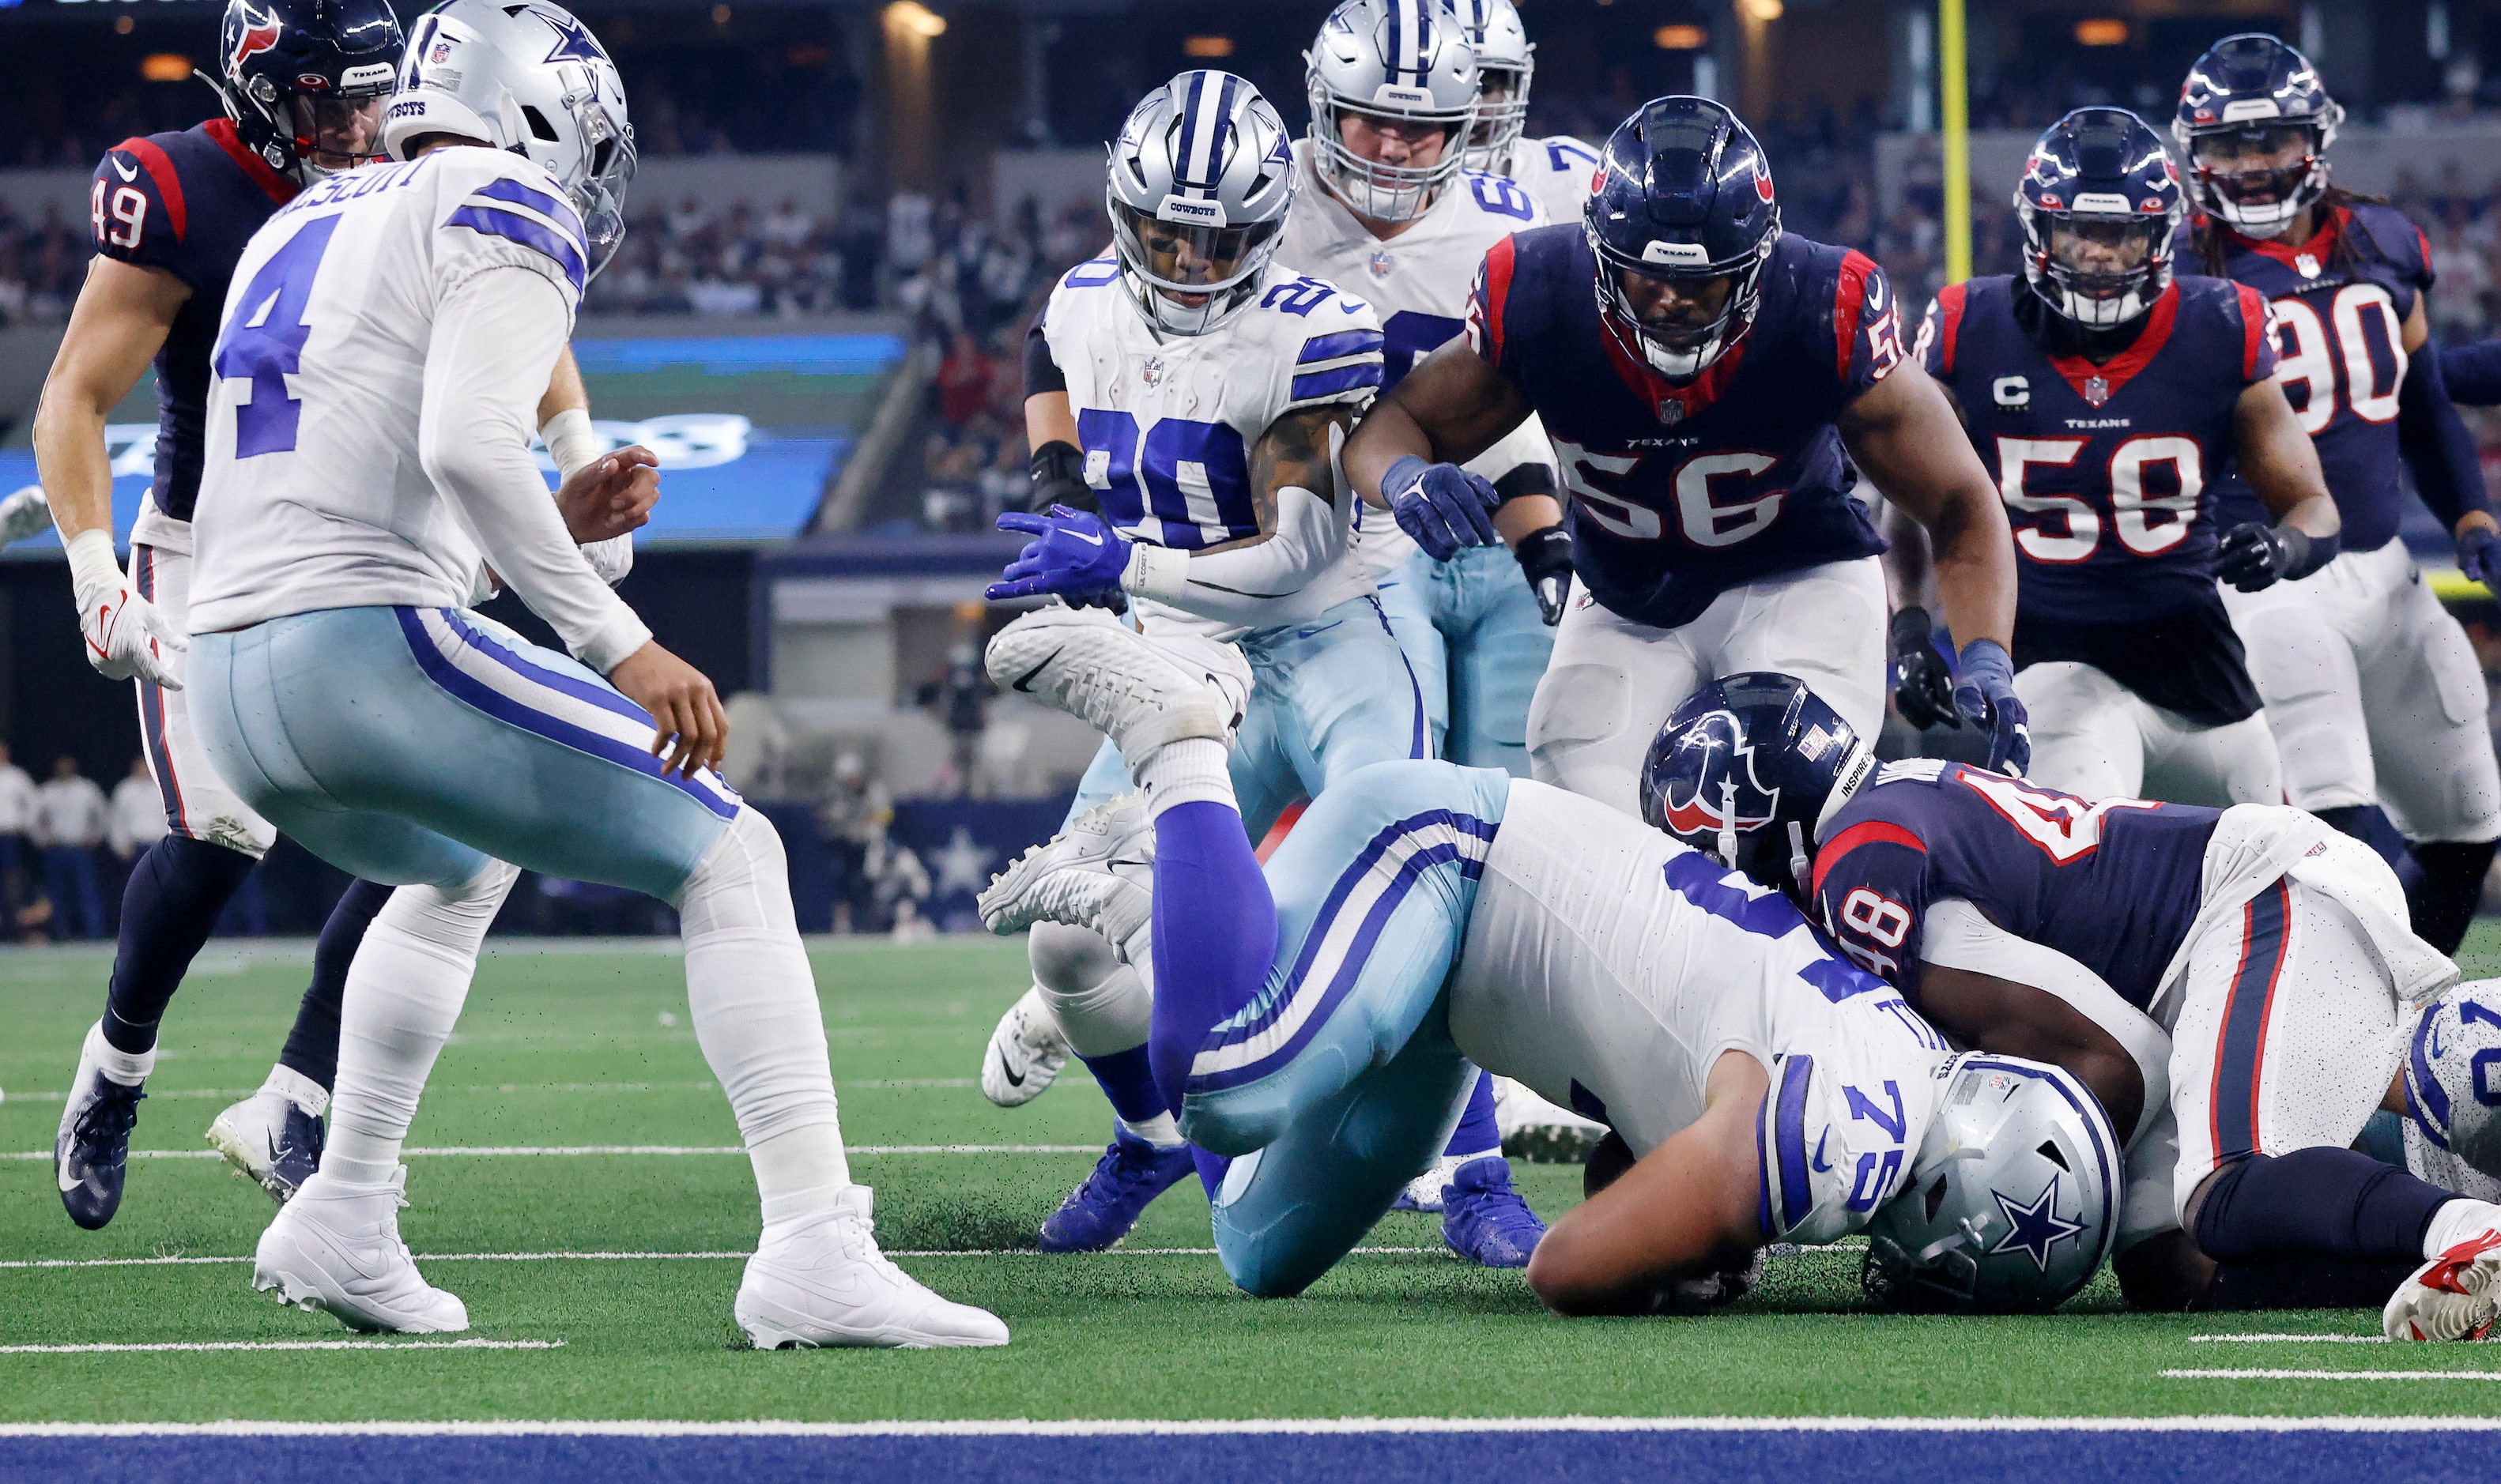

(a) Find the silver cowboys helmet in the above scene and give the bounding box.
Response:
[1863,1054,2120,1313]
[1106,70,1298,338]
[1306,0,1480,225]
[2405,978,2501,1181]
[1453,0,1533,173]
[382,0,637,281]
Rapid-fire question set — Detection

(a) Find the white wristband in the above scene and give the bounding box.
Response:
[65,528,125,606]
[541,407,603,480]
[1121,541,1191,604]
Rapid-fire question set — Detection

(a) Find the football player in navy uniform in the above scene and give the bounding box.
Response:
[2173,34,2501,955]
[1648,675,2501,1339]
[1899,108,2339,808]
[33,0,647,1230]
[1342,96,2027,818]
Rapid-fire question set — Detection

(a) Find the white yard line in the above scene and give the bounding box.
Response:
[2163,1368,2501,1382]
[1,1416,2499,1437]
[0,1339,561,1354]
[0,1078,968,1103]
[0,1246,1447,1271]
[2,1143,1100,1161]
[2189,1334,2391,1344]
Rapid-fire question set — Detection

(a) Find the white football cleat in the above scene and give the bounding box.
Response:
[1494,1076,1609,1164]
[1394,1153,1463,1214]
[252,1166,468,1334]
[984,608,1247,761]
[206,1067,330,1204]
[737,1185,1009,1349]
[979,793,1155,945]
[983,985,1073,1107]
[2385,1217,2501,1342]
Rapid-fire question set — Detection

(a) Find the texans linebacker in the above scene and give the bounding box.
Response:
[1454,0,1600,225]
[2174,33,2501,955]
[1898,108,2338,807]
[1343,96,2028,818]
[981,608,2120,1316]
[1650,674,2501,1340]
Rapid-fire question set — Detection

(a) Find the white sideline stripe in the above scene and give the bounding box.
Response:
[0,1339,561,1354]
[2,1079,971,1103]
[2190,1334,2391,1344]
[2,1144,1102,1161]
[0,1245,1450,1271]
[2163,1369,2501,1382]
[2,1416,2500,1438]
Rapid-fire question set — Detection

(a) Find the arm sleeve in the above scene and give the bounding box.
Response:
[2443,340,2501,407]
[420,267,651,672]
[2397,338,2494,528]
[1125,484,1345,621]
[1023,313,1067,398]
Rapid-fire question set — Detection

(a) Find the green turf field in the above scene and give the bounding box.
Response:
[3,932,2498,1425]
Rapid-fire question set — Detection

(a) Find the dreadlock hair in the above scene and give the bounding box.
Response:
[2193,184,2387,277]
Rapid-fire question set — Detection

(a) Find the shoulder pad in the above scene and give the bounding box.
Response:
[438,152,592,299]
[1060,254,1123,291]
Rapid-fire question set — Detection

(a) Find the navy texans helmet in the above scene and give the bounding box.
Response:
[1641,673,1877,898]
[212,0,405,183]
[1585,96,1780,382]
[2172,32,2344,239]
[2015,107,2185,330]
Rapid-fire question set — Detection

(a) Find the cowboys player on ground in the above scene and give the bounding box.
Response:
[1896,108,2339,808]
[1345,96,2028,816]
[2174,33,2501,955]
[1454,0,1599,225]
[979,611,2120,1315]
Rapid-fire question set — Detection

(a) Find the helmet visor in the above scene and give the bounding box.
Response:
[1112,198,1281,300]
[289,95,388,173]
[576,126,638,282]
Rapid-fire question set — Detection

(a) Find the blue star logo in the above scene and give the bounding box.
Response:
[1987,1175,2087,1274]
[539,9,609,66]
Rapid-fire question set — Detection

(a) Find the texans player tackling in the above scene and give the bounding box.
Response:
[1898,107,2337,808]
[979,605,2121,1316]
[1344,95,2029,815]
[181,0,1001,1348]
[2175,34,2501,955]
[1650,676,2501,1341]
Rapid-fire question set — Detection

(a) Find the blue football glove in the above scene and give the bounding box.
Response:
[1953,638,2031,777]
[2459,523,2501,589]
[1383,454,1501,562]
[987,507,1131,608]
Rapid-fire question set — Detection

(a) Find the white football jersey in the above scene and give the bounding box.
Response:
[189,148,589,637]
[1496,134,1601,227]
[1040,255,1384,639]
[1280,138,1559,574]
[1447,780,1953,1241]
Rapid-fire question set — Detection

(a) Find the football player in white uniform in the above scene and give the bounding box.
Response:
[976,70,1545,1264]
[181,0,1003,1348]
[1454,0,1601,226]
[979,609,2121,1313]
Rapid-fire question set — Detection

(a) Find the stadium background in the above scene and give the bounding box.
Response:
[9,0,2501,945]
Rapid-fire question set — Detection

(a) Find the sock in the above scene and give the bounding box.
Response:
[2424,1198,2501,1258]
[325,864,515,1186]
[1138,737,1235,819]
[261,1062,328,1119]
[1442,1069,1503,1161]
[1118,1112,1184,1147]
[1191,1145,1232,1202]
[1082,1044,1181,1143]
[2207,1255,2424,1310]
[750,1121,851,1230]
[675,809,851,1222]
[280,878,392,1091]
[100,836,258,1055]
[1145,799,1275,1115]
[84,1020,154,1087]
[2193,1147,2461,1264]
[2403,840,2496,956]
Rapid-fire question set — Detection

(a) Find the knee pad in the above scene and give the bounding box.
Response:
[2407,981,2501,1180]
[1028,921,1150,1057]
[375,859,519,958]
[676,807,798,940]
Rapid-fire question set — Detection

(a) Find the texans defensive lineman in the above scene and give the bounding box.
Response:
[1454,0,1600,226]
[1901,108,2339,808]
[980,608,2120,1316]
[1344,96,2028,817]
[2174,34,2501,955]
[1650,675,2501,1339]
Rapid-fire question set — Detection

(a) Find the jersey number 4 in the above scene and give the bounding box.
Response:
[1996,434,2201,563]
[1960,770,2159,864]
[212,214,344,459]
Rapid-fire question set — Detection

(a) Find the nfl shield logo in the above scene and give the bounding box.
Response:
[1141,358,1164,388]
[1655,400,1686,427]
[2083,375,2111,408]
[1368,250,1394,280]
[2295,252,2322,279]
[430,39,451,63]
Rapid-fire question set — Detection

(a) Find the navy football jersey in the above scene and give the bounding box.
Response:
[1810,758,2220,1011]
[1466,225,1895,629]
[89,118,297,526]
[2191,203,2431,552]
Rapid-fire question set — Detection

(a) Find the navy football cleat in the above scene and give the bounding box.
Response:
[1036,1126,1196,1252]
[1440,1157,1545,1268]
[56,1068,147,1232]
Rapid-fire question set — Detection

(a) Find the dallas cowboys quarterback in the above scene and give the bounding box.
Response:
[181,0,1002,1348]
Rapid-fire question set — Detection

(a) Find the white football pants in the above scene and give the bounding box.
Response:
[2016,661,2284,808]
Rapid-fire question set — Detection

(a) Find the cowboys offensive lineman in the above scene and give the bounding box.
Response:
[1455,0,1600,226]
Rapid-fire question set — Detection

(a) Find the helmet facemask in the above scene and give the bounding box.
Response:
[1590,226,1775,382]
[1311,91,1472,224]
[2020,206,2175,329]
[1465,61,1532,171]
[2180,119,2337,239]
[1107,191,1284,337]
[285,92,391,179]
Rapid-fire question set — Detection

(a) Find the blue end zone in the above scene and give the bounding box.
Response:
[2,1425,2492,1484]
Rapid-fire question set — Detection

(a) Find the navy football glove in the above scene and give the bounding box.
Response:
[1514,525,1574,626]
[1383,454,1501,562]
[2216,520,2308,593]
[1953,638,2030,777]
[1888,607,1958,731]
[988,507,1131,608]
[2458,523,2501,589]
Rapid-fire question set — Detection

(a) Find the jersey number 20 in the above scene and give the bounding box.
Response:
[213,214,344,459]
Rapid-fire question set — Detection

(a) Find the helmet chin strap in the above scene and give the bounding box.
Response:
[1715,779,1740,869]
[1786,821,1810,896]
